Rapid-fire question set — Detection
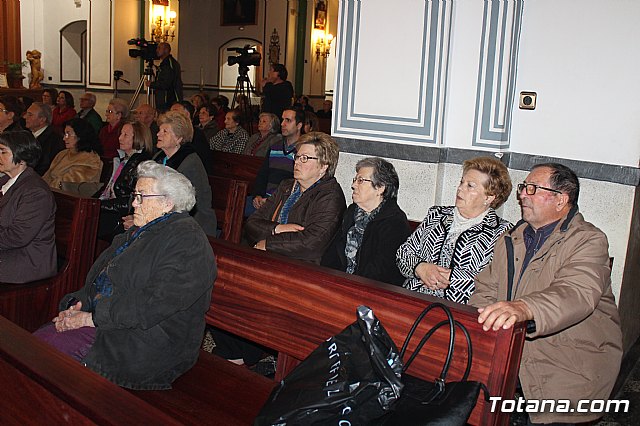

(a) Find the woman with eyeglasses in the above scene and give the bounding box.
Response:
[99,98,129,159]
[321,157,411,285]
[42,118,103,189]
[245,131,345,264]
[97,121,153,241]
[51,91,76,136]
[35,161,216,390]
[396,156,513,304]
[0,131,57,283]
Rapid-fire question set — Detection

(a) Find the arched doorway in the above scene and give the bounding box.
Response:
[60,20,87,84]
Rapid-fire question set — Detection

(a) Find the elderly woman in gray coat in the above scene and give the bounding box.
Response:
[35,161,216,390]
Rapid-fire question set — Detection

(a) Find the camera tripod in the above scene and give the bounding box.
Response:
[129,61,156,111]
[231,65,257,134]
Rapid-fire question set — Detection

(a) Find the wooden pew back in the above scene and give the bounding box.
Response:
[211,151,264,193]
[207,238,525,426]
[0,190,100,331]
[209,175,249,243]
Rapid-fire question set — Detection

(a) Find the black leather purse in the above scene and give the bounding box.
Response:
[380,303,489,426]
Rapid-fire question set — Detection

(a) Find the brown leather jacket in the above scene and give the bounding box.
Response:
[470,207,622,423]
[245,176,346,264]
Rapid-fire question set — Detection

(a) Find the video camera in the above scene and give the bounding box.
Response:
[227,45,261,68]
[128,38,158,62]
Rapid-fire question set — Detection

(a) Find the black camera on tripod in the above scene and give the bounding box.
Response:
[227,45,261,68]
[128,38,159,62]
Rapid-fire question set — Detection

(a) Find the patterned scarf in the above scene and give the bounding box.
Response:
[278,182,303,224]
[344,201,385,274]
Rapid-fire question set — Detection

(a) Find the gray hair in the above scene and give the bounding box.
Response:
[33,102,52,125]
[355,157,400,200]
[259,112,280,133]
[83,92,97,106]
[136,161,196,212]
[109,97,130,120]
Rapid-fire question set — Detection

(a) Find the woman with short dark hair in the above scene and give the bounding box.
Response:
[197,104,219,142]
[0,131,57,283]
[0,95,24,132]
[42,118,103,189]
[210,110,249,153]
[51,90,77,136]
[322,157,411,285]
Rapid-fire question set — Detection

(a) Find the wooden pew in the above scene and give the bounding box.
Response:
[209,175,249,243]
[0,315,181,425]
[0,238,524,425]
[211,151,264,193]
[0,190,100,332]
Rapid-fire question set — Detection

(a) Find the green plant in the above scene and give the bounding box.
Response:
[4,61,27,77]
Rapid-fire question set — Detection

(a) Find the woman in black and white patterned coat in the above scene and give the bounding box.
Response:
[396,157,513,304]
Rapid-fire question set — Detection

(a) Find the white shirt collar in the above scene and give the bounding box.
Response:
[1,169,26,195]
[32,125,48,138]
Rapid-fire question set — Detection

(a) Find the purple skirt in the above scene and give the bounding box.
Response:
[33,323,96,361]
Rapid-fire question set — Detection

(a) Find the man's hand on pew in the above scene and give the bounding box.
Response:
[477,300,533,331]
[53,301,95,332]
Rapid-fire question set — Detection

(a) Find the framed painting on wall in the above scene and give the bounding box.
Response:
[314,0,327,30]
[222,0,258,26]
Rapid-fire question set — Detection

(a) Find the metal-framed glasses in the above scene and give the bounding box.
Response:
[129,192,166,204]
[517,182,562,195]
[294,154,319,163]
[352,177,374,185]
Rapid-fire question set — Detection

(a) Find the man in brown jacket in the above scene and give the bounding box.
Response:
[470,163,622,424]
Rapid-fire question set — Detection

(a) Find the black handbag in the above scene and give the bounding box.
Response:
[381,303,488,426]
[253,305,404,425]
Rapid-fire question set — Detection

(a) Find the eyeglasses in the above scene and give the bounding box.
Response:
[352,177,374,185]
[63,132,77,138]
[106,109,120,114]
[517,183,562,195]
[294,154,319,163]
[0,109,8,114]
[129,192,166,204]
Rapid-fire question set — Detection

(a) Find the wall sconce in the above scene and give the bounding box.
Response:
[151,5,177,43]
[314,30,334,59]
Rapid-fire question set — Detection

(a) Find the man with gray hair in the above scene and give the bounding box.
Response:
[24,102,64,175]
[77,92,103,134]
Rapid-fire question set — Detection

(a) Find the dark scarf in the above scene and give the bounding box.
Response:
[344,201,385,274]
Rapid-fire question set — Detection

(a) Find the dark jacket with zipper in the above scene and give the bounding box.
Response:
[321,199,411,285]
[59,212,216,390]
[245,175,346,264]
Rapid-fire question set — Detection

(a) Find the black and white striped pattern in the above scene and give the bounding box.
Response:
[396,206,512,304]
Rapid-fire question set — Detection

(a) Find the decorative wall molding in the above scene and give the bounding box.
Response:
[472,0,524,148]
[333,0,453,145]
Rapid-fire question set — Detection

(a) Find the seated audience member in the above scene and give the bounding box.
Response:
[41,88,58,107]
[51,91,77,136]
[247,108,304,216]
[170,101,214,174]
[197,104,219,143]
[0,95,24,133]
[190,93,206,125]
[134,103,159,149]
[0,131,57,283]
[212,95,230,131]
[210,109,249,154]
[322,157,411,285]
[148,111,217,236]
[99,98,129,158]
[396,156,512,304]
[471,163,622,425]
[43,118,103,189]
[24,102,64,175]
[34,161,216,390]
[303,111,319,134]
[243,112,282,157]
[245,131,346,264]
[17,96,33,129]
[261,63,293,119]
[294,95,314,112]
[77,92,104,134]
[97,121,153,240]
[316,99,333,119]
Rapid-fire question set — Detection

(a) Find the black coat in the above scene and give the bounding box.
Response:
[60,212,216,390]
[150,55,183,112]
[34,126,65,176]
[100,151,151,216]
[321,199,411,286]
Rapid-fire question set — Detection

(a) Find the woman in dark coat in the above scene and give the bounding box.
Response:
[322,157,411,285]
[35,161,216,390]
[97,121,153,240]
[245,131,346,264]
[0,131,56,283]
